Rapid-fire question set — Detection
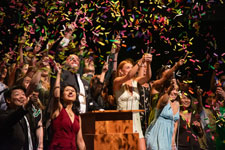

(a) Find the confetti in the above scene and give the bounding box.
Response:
[0,0,224,87]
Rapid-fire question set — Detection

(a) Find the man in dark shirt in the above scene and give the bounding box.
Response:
[61,54,100,113]
[0,86,34,150]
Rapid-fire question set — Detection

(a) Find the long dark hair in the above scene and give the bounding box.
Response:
[60,84,80,116]
[155,65,171,80]
[180,91,193,113]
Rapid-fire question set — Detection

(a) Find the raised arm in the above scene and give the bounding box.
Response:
[210,62,219,91]
[32,43,42,61]
[77,35,87,75]
[153,59,184,90]
[18,34,27,65]
[19,46,24,65]
[26,59,49,97]
[18,43,24,65]
[99,62,108,83]
[26,69,42,97]
[59,29,73,48]
[89,62,108,101]
[54,64,62,100]
[137,62,145,77]
[112,34,121,72]
[25,42,42,76]
[156,80,175,109]
[7,63,17,87]
[105,41,120,81]
[196,87,204,114]
[136,53,152,85]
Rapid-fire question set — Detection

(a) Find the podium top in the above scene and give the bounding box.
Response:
[89,110,145,113]
[80,110,145,122]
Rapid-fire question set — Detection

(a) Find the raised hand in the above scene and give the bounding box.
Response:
[111,34,121,53]
[144,53,152,63]
[64,29,73,39]
[196,86,203,97]
[80,36,87,47]
[19,35,26,44]
[55,63,62,74]
[192,121,201,128]
[213,62,220,70]
[177,59,185,67]
[33,44,41,54]
[216,87,225,100]
[115,35,121,47]
[79,35,87,53]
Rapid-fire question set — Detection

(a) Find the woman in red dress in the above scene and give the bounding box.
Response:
[49,65,86,150]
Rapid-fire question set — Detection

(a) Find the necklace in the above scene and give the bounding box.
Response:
[68,112,73,117]
[66,109,73,117]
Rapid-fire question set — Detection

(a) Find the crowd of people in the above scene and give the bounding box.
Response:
[0,27,225,150]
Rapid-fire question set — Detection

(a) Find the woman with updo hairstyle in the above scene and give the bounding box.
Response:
[148,59,184,126]
[145,78,180,150]
[49,65,85,150]
[113,53,152,150]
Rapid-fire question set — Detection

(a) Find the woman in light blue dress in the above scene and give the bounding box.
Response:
[145,79,180,150]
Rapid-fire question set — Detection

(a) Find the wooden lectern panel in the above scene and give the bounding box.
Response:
[95,120,133,134]
[82,110,134,134]
[81,110,143,150]
[84,133,139,150]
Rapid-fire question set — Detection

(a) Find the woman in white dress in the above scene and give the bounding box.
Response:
[113,54,152,150]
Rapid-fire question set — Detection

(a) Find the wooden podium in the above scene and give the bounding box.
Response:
[81,110,143,150]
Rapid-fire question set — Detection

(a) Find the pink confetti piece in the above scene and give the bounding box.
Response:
[213,53,218,57]
[195,59,200,63]
[189,59,195,63]
[194,101,199,104]
[205,105,210,108]
[192,134,197,139]
[121,8,125,16]
[123,19,128,28]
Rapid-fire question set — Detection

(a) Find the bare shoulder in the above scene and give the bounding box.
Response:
[174,101,180,106]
